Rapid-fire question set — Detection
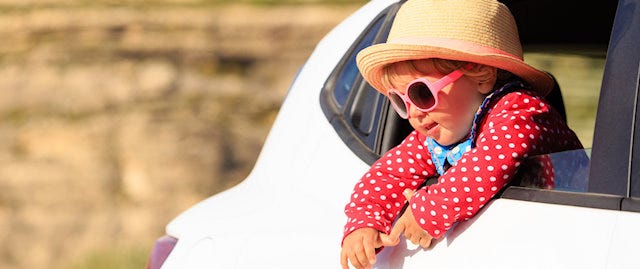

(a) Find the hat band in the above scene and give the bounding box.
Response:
[387,36,523,61]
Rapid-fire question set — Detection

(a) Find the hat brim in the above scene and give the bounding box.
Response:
[357,42,554,96]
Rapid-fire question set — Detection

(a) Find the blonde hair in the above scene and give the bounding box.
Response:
[380,58,514,92]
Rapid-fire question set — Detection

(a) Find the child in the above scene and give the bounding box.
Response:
[340,0,583,268]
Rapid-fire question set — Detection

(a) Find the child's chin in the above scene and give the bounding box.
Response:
[432,135,460,147]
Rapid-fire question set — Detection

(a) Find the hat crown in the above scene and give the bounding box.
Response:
[355,0,554,96]
[388,0,523,59]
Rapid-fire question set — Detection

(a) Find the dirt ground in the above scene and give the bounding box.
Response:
[0,2,361,269]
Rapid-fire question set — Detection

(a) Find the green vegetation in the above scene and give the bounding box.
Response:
[525,52,604,147]
[60,245,150,269]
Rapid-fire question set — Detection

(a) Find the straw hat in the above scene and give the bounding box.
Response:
[356,0,554,96]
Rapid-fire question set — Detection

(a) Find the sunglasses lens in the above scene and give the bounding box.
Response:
[407,82,436,110]
[388,92,408,118]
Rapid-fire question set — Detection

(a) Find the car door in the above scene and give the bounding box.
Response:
[321,0,640,268]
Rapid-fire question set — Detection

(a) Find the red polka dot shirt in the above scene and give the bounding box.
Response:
[343,89,583,240]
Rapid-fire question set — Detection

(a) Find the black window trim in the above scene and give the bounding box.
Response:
[320,2,401,165]
[501,187,623,211]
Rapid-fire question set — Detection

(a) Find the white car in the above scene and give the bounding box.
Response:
[146,0,640,268]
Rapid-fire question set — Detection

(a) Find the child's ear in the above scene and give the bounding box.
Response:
[476,66,497,94]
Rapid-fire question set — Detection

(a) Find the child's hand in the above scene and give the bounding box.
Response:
[340,227,384,269]
[380,189,434,249]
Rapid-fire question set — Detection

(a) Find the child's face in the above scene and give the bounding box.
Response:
[389,61,486,146]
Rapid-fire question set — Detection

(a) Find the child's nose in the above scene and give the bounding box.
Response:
[409,106,428,119]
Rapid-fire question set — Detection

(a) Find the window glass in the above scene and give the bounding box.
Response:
[515,149,591,192]
[350,83,385,148]
[333,16,385,107]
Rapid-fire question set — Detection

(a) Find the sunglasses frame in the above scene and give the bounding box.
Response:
[387,69,465,119]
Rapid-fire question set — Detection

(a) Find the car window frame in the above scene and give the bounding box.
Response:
[619,0,640,209]
[320,2,401,165]
[588,0,640,197]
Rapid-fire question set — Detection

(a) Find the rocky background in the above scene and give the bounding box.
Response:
[0,1,363,269]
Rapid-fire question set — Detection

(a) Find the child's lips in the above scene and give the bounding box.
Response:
[423,122,438,131]
[424,122,439,136]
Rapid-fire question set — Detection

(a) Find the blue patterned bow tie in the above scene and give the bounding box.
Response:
[426,137,472,175]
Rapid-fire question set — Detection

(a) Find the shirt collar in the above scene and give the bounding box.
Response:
[426,80,528,175]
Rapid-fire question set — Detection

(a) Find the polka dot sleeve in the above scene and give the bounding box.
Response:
[410,91,583,238]
[343,131,438,237]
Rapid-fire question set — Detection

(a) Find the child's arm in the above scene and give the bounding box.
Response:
[380,189,434,249]
[343,131,437,239]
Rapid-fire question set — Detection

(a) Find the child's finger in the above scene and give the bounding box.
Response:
[354,246,372,269]
[382,220,405,247]
[379,231,399,246]
[402,188,415,200]
[362,236,377,265]
[419,236,433,249]
[340,249,350,269]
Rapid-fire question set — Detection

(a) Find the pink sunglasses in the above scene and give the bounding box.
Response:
[387,69,464,119]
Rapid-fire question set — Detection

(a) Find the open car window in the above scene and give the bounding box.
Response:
[502,52,603,193]
[524,52,604,148]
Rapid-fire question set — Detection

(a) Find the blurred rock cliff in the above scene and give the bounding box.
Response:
[0,2,360,268]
